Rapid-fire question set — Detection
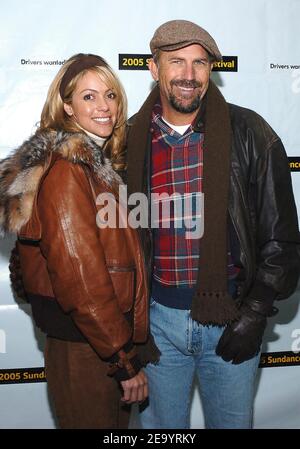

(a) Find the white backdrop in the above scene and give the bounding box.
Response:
[0,0,300,429]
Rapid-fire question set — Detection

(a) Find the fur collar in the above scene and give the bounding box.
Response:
[0,129,122,235]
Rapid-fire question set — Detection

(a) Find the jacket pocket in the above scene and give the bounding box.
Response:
[108,267,136,313]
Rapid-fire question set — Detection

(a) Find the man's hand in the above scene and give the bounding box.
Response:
[120,369,148,404]
[216,304,267,364]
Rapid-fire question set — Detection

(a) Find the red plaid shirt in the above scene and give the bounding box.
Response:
[151,103,203,287]
[151,102,238,288]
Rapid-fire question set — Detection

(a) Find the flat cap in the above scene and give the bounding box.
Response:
[150,19,222,61]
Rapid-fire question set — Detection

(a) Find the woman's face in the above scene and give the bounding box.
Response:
[64,70,118,138]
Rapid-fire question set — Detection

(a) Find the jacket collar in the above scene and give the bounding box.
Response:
[0,129,121,235]
[126,83,207,195]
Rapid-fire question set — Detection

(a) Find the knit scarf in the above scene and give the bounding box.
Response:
[191,80,240,325]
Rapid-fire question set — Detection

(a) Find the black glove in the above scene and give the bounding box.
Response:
[9,243,28,302]
[216,297,277,364]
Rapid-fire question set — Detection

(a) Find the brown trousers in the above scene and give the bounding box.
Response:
[44,337,131,429]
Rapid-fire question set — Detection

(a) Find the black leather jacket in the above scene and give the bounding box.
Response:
[227,103,299,303]
[126,85,300,311]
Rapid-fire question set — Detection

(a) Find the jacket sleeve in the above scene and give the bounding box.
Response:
[37,159,141,379]
[248,133,300,303]
[9,242,28,302]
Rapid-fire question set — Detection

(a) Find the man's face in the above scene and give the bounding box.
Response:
[149,44,213,120]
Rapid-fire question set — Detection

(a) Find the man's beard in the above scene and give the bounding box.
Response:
[169,79,202,114]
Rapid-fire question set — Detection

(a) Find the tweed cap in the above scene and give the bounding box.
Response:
[150,20,222,61]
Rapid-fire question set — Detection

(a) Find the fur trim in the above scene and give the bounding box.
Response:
[0,129,122,235]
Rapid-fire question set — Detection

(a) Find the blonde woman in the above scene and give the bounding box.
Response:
[0,53,151,428]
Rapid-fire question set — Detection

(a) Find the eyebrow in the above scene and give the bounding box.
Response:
[168,57,209,62]
[79,88,99,94]
[168,56,184,61]
[79,88,114,95]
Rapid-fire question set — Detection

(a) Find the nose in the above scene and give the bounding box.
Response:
[95,96,109,112]
[183,62,195,80]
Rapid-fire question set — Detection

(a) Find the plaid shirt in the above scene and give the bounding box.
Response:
[151,102,238,288]
[151,103,203,287]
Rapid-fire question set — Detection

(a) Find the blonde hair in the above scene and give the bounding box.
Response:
[40,54,127,171]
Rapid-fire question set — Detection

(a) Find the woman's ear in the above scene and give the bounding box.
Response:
[63,103,73,116]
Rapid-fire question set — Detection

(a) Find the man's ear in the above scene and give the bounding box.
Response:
[63,103,73,116]
[148,58,159,82]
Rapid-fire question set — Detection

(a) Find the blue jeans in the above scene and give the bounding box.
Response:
[140,299,260,429]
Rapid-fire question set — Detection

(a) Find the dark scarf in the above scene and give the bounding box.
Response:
[191,80,240,325]
[127,80,240,326]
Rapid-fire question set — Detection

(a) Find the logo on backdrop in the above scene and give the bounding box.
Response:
[0,367,46,384]
[20,58,66,67]
[270,63,300,70]
[212,56,238,72]
[260,351,300,368]
[119,54,238,72]
[288,157,300,172]
[119,54,152,70]
[269,63,300,94]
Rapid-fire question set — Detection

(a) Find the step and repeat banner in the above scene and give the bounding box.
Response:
[1,0,300,429]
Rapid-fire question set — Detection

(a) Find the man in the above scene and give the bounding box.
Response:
[126,19,300,429]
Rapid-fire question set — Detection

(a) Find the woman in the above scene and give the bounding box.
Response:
[0,53,149,429]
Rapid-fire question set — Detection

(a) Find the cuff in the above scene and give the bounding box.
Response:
[246,280,278,316]
[107,341,142,382]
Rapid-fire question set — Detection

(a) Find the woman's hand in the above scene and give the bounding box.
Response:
[120,369,148,404]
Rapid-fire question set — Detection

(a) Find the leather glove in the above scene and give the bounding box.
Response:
[9,243,28,301]
[216,297,277,364]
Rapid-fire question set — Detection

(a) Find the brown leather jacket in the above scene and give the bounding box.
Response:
[0,129,149,380]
